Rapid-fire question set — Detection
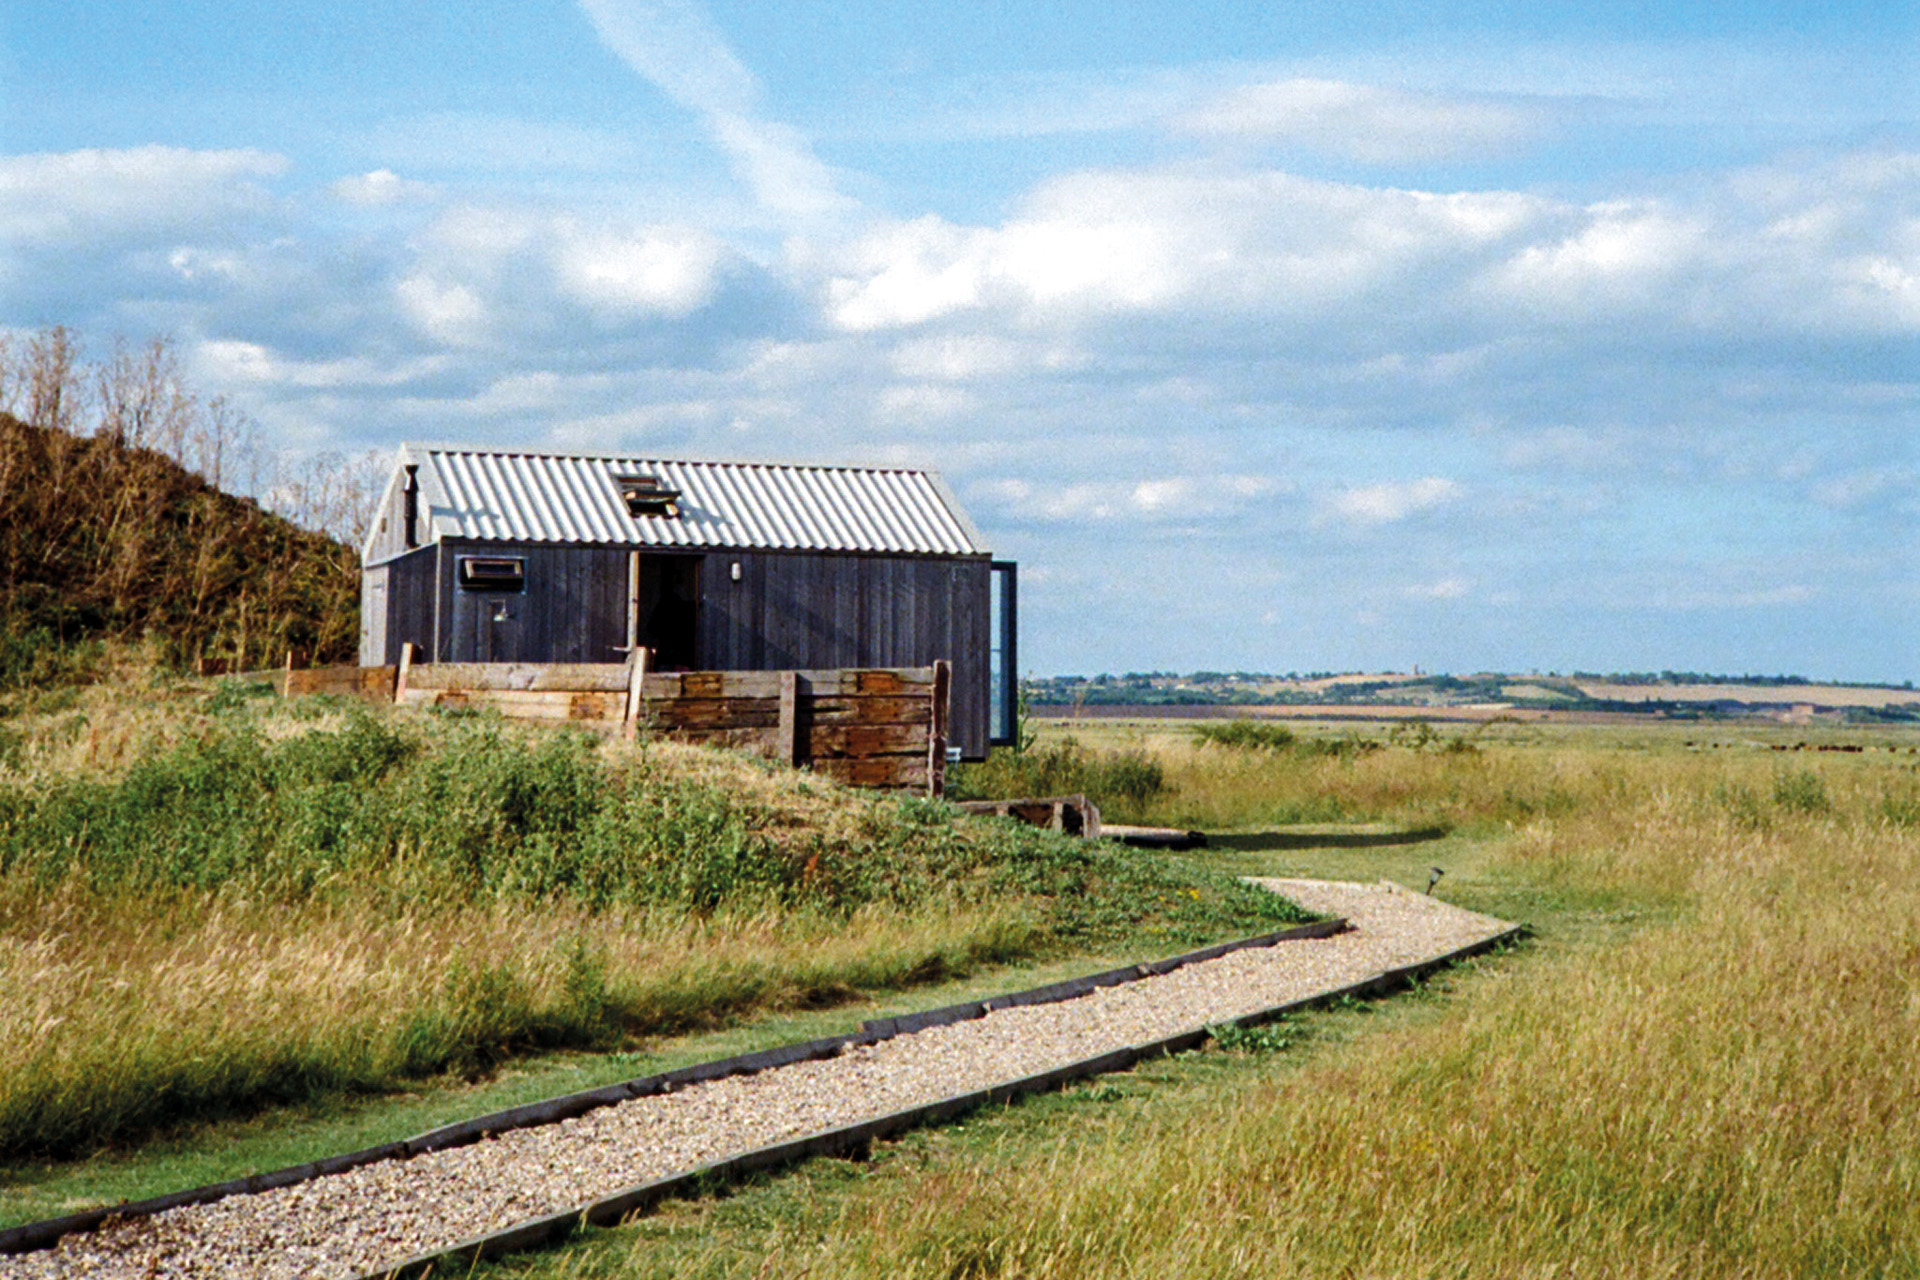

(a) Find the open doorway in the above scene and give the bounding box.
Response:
[631,554,700,671]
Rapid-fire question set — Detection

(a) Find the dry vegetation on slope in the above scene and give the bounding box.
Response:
[0,328,371,671]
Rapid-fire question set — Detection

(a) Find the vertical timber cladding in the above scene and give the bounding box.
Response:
[373,545,442,667]
[442,542,631,665]
[701,549,991,759]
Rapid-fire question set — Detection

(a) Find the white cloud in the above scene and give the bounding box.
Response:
[395,274,489,345]
[827,216,994,330]
[390,207,737,346]
[826,172,1542,330]
[1812,466,1915,511]
[0,146,286,244]
[553,224,727,317]
[875,383,974,422]
[330,169,437,206]
[891,334,1029,381]
[575,0,854,223]
[1406,577,1473,600]
[972,473,1283,524]
[1176,79,1543,164]
[1322,478,1462,526]
[1492,202,1708,312]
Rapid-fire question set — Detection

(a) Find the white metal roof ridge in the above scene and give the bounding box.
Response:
[385,444,987,556]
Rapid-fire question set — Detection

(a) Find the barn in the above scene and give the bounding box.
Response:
[358,445,1017,758]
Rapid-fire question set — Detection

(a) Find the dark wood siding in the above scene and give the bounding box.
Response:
[373,545,440,666]
[695,550,991,758]
[441,542,630,664]
[363,540,995,757]
[359,564,387,667]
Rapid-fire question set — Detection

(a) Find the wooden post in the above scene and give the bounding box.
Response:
[928,659,952,798]
[623,646,651,742]
[395,642,415,705]
[626,550,641,652]
[776,670,801,767]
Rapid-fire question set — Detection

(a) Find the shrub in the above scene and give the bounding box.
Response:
[1772,767,1831,815]
[1194,720,1297,751]
[948,738,1169,821]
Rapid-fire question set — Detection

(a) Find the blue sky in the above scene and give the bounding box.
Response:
[2,1,1915,680]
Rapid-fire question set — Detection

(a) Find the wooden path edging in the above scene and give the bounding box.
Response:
[366,914,1527,1280]
[0,919,1344,1262]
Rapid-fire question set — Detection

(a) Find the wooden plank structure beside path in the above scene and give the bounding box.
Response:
[288,646,950,795]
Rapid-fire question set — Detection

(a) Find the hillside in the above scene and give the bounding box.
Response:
[1027,669,1920,724]
[0,411,358,671]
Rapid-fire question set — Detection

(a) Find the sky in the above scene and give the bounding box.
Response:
[2,1,1916,682]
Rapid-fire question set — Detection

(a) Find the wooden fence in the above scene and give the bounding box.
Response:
[284,646,951,795]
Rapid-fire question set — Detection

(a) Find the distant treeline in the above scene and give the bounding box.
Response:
[0,328,375,671]
[1025,670,1918,715]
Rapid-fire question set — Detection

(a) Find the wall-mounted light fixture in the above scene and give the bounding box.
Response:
[730,561,742,582]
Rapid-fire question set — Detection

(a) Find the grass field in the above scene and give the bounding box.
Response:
[0,664,1304,1176]
[462,714,1920,1279]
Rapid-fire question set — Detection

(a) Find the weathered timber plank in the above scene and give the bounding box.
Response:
[664,727,780,753]
[648,698,779,730]
[811,757,930,788]
[285,666,398,702]
[407,690,623,719]
[929,659,951,798]
[847,670,931,695]
[622,648,650,743]
[807,696,933,726]
[804,723,933,757]
[777,672,800,767]
[406,663,630,693]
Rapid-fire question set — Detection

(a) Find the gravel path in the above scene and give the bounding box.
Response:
[2,880,1514,1280]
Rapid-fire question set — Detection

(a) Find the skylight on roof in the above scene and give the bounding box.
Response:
[616,474,681,518]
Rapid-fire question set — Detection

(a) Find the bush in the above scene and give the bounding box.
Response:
[0,627,105,693]
[1193,720,1297,751]
[1772,767,1831,815]
[1192,718,1384,761]
[948,738,1169,821]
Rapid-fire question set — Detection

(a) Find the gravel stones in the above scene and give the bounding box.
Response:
[2,880,1514,1280]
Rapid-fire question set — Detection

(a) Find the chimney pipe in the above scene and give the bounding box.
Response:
[403,464,420,549]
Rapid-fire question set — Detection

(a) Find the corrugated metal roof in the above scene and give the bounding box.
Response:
[398,446,987,556]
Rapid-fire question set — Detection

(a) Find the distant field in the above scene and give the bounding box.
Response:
[1050,702,1589,723]
[1573,680,1920,707]
[1034,675,1920,726]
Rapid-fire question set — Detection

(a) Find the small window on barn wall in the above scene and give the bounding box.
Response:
[457,556,526,592]
[616,474,681,518]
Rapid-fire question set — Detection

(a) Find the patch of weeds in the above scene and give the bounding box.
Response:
[948,738,1168,820]
[1772,767,1831,815]
[1193,721,1298,751]
[1716,782,1771,829]
[0,629,106,692]
[1880,790,1920,827]
[1209,1019,1300,1054]
[205,678,276,715]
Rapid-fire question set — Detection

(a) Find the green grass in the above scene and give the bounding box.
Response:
[0,940,1216,1230]
[434,718,1920,1280]
[0,683,1308,1169]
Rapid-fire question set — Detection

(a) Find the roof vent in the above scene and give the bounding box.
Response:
[616,474,681,518]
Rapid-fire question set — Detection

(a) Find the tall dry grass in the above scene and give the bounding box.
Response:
[0,672,1300,1160]
[631,736,1920,1278]
[0,891,1040,1160]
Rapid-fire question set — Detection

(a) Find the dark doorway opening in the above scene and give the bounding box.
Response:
[634,555,700,670]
